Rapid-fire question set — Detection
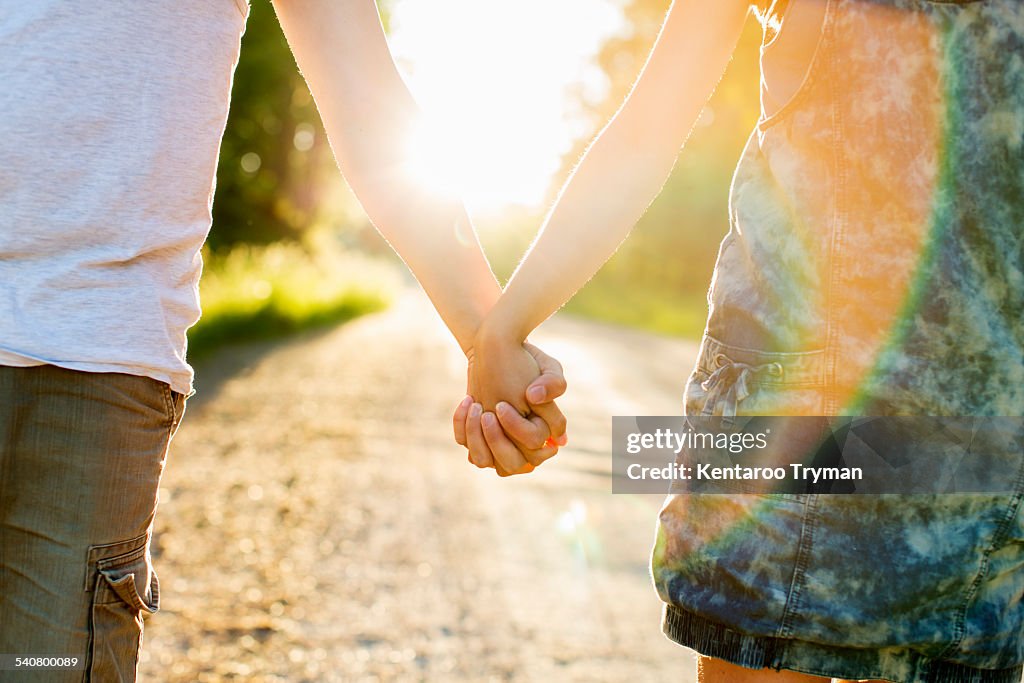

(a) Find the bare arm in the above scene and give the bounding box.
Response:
[482,0,751,346]
[271,0,568,474]
[270,0,498,353]
[461,0,752,416]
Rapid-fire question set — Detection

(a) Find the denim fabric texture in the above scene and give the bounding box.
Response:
[0,365,186,682]
[652,0,1024,681]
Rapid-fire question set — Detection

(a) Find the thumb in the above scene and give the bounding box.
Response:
[523,342,566,404]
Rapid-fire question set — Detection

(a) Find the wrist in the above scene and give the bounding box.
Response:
[455,282,502,359]
[476,309,527,352]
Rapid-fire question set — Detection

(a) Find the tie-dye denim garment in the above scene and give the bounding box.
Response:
[652,1,1024,681]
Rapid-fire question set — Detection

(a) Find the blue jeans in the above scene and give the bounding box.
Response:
[0,365,186,682]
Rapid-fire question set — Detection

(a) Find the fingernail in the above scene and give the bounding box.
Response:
[482,412,496,427]
[495,401,511,415]
[557,434,568,446]
[528,386,545,403]
[469,403,482,418]
[460,395,473,409]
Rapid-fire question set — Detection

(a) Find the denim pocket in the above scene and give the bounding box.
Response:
[684,334,826,419]
[678,336,828,498]
[168,388,187,438]
[86,532,159,681]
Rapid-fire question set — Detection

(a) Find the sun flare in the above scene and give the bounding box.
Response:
[388,0,626,212]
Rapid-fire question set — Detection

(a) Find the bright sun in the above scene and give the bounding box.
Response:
[387,0,626,212]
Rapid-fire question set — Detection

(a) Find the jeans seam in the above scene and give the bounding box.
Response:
[777,494,819,640]
[936,457,1024,661]
[160,384,175,431]
[824,36,845,416]
[703,333,826,357]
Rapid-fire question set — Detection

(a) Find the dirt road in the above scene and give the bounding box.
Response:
[139,290,701,682]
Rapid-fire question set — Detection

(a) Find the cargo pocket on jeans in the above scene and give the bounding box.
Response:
[85,532,159,681]
[681,335,830,497]
[684,334,826,418]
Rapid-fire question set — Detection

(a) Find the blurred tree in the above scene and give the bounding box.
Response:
[209,0,328,250]
[209,1,394,252]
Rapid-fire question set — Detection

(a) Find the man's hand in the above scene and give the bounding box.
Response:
[453,343,567,476]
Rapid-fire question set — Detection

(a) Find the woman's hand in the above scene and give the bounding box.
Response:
[467,325,539,415]
[456,334,568,475]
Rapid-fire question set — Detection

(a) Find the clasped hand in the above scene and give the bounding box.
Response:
[453,327,567,476]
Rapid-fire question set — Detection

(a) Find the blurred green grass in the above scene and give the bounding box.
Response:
[187,239,398,359]
[562,278,708,339]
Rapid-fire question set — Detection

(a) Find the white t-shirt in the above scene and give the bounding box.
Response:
[0,0,250,395]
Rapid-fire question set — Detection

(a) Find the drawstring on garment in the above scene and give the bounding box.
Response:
[700,355,783,418]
